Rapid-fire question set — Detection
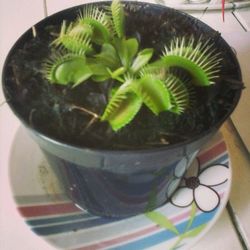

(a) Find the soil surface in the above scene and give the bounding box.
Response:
[3,2,242,150]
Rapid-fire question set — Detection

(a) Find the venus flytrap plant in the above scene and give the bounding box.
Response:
[160,37,221,86]
[44,0,222,132]
[52,20,93,54]
[164,74,190,114]
[101,79,143,131]
[131,74,172,116]
[111,0,125,39]
[78,6,112,44]
[43,50,93,87]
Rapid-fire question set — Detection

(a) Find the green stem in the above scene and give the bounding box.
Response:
[169,235,185,250]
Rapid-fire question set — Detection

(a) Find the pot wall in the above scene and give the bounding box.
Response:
[29,128,213,217]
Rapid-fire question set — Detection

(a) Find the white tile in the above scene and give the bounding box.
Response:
[193,210,242,250]
[234,7,250,31]
[188,11,245,32]
[46,0,107,15]
[221,120,250,248]
[0,0,45,61]
[0,0,45,103]
[222,32,250,152]
[0,1,50,249]
[158,0,234,11]
[46,1,245,33]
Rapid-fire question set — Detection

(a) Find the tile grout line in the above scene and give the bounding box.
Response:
[231,3,248,32]
[226,202,250,250]
[43,0,48,17]
[231,11,248,31]
[228,119,250,158]
[199,6,208,20]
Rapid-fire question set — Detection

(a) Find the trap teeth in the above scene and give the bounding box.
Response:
[43,51,86,84]
[52,21,92,54]
[162,37,221,86]
[165,74,190,114]
[79,5,111,30]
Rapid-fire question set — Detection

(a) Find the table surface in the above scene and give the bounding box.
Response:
[1,1,250,249]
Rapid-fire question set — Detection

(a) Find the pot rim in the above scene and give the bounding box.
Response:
[2,1,243,155]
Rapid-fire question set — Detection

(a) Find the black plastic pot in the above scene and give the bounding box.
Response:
[2,1,242,217]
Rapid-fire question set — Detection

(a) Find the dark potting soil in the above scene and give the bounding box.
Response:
[3,2,241,150]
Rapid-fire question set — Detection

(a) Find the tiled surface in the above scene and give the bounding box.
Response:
[157,0,250,10]
[185,13,250,152]
[45,0,104,15]
[193,209,243,250]
[234,7,250,30]
[0,0,44,103]
[0,1,51,250]
[189,6,250,152]
[0,1,250,249]
[189,10,244,32]
[222,120,250,248]
[0,0,44,66]
[223,32,250,153]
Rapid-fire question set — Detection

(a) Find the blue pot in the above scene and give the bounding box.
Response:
[29,128,211,217]
[2,1,242,217]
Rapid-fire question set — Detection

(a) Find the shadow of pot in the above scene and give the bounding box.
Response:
[2,1,242,217]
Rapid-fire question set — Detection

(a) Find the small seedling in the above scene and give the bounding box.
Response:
[44,0,221,131]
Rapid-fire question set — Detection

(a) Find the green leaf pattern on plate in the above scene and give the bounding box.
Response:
[145,202,207,250]
[146,211,179,235]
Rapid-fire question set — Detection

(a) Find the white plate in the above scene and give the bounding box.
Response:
[9,127,231,250]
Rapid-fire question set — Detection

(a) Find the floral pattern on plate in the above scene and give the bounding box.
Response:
[10,128,231,250]
[170,159,229,212]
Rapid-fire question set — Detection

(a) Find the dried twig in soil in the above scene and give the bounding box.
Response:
[68,104,100,134]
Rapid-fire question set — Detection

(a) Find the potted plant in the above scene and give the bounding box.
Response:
[2,0,242,217]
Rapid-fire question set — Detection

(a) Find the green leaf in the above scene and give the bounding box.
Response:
[131,48,154,73]
[125,39,139,67]
[145,58,166,70]
[44,54,92,86]
[146,211,179,235]
[88,61,108,76]
[162,55,212,86]
[84,19,111,44]
[86,58,110,82]
[162,37,221,86]
[111,0,125,38]
[114,38,139,68]
[56,57,92,87]
[164,74,189,114]
[79,6,112,44]
[132,75,172,115]
[91,75,110,82]
[107,66,126,82]
[68,22,93,39]
[95,43,121,70]
[109,86,119,99]
[101,80,142,131]
[139,65,166,81]
[52,21,93,54]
